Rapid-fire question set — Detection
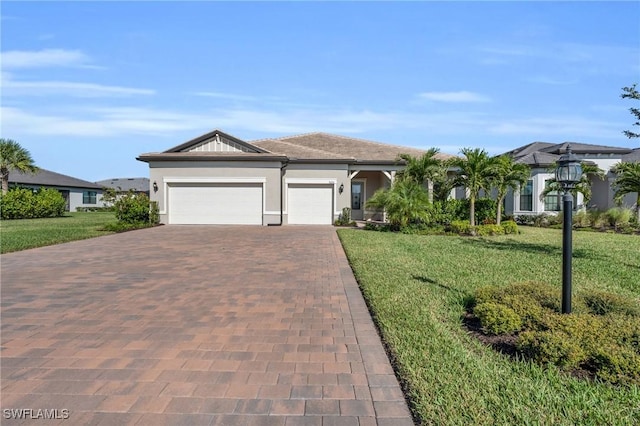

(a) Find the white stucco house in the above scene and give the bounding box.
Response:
[8,168,106,212]
[137,130,452,225]
[503,142,639,216]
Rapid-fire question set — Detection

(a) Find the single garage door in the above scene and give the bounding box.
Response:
[169,183,263,225]
[287,184,333,225]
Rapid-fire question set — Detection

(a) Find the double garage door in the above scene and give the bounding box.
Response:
[167,182,334,225]
[169,183,263,225]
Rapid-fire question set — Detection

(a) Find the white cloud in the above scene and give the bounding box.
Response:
[1,48,92,69]
[418,91,491,103]
[192,92,261,102]
[2,74,155,97]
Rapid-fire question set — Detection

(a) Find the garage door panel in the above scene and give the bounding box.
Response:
[169,184,262,225]
[287,184,333,225]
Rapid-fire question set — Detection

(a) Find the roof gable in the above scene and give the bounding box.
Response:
[164,130,268,154]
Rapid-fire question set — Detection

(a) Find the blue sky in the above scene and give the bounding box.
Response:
[2,1,639,182]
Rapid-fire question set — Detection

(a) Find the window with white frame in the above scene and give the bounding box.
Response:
[519,180,533,211]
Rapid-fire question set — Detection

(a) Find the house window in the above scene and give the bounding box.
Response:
[544,180,561,211]
[83,191,97,204]
[519,180,533,211]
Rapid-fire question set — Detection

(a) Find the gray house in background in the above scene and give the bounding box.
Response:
[8,168,105,212]
[502,142,638,216]
[96,177,150,196]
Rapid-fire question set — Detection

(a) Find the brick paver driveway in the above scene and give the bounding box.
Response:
[1,226,413,425]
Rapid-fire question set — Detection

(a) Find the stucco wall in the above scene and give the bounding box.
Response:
[148,161,283,225]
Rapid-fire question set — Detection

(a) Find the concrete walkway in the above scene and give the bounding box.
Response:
[1,226,413,425]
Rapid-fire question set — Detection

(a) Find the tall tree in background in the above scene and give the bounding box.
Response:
[490,155,530,225]
[621,84,640,139]
[449,148,496,226]
[612,162,640,223]
[0,139,38,195]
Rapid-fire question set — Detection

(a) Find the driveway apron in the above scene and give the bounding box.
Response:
[1,226,413,425]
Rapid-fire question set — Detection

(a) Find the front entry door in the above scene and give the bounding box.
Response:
[351,181,364,220]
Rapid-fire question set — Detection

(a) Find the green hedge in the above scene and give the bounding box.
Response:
[0,188,66,219]
[471,282,640,385]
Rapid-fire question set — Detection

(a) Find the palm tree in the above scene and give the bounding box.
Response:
[396,149,442,201]
[490,155,530,225]
[449,148,496,226]
[540,162,605,208]
[431,161,457,202]
[0,139,38,195]
[366,179,431,228]
[612,162,640,222]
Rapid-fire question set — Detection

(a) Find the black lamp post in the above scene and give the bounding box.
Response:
[555,144,582,314]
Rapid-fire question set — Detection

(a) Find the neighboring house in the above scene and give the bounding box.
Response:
[137,129,452,225]
[7,168,105,211]
[503,142,638,216]
[96,177,150,196]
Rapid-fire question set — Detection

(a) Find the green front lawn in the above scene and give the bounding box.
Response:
[0,212,116,254]
[338,227,640,425]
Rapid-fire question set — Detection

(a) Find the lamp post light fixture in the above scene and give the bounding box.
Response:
[555,144,582,314]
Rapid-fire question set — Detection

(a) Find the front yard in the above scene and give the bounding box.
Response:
[338,227,640,425]
[0,212,116,254]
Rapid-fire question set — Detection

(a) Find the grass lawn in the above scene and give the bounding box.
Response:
[0,212,116,254]
[338,226,640,425]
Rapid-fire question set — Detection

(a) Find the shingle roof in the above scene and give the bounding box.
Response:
[9,168,103,190]
[96,177,150,192]
[540,142,632,155]
[252,132,454,162]
[622,148,640,162]
[502,141,555,159]
[138,130,454,164]
[514,152,560,167]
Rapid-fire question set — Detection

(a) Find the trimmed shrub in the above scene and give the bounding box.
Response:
[474,302,522,335]
[0,187,66,219]
[471,282,640,385]
[114,192,157,225]
[449,220,474,235]
[579,290,640,317]
[517,330,587,369]
[476,224,505,236]
[501,220,518,234]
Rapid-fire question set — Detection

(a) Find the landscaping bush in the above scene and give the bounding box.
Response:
[114,192,158,225]
[0,187,66,219]
[76,206,114,212]
[579,289,640,317]
[334,207,356,227]
[573,210,591,228]
[517,329,588,369]
[474,302,522,335]
[449,220,474,235]
[501,220,519,234]
[476,224,504,236]
[605,207,632,231]
[429,199,466,224]
[472,281,640,385]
